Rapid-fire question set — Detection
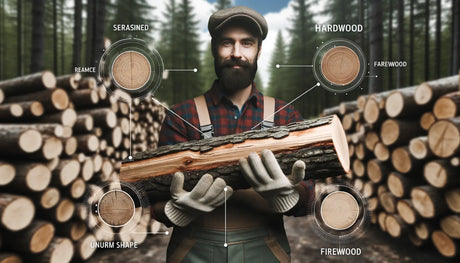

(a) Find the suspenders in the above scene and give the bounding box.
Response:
[193,95,275,139]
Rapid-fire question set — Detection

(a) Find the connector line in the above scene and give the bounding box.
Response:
[151,97,208,138]
[129,102,132,159]
[165,68,198,72]
[132,231,170,235]
[275,64,313,68]
[251,82,321,130]
[364,75,378,78]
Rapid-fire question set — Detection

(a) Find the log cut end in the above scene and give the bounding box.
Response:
[320,191,359,230]
[0,195,35,231]
[440,215,460,239]
[30,222,55,253]
[0,162,15,186]
[433,97,457,119]
[385,91,404,118]
[445,188,460,213]
[414,83,433,105]
[363,98,380,124]
[432,230,458,258]
[428,120,460,158]
[51,89,69,110]
[42,71,57,89]
[27,164,51,192]
[19,129,42,153]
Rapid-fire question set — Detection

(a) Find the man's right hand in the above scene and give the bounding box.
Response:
[165,172,233,227]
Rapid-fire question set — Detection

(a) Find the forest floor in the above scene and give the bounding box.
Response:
[88,216,455,263]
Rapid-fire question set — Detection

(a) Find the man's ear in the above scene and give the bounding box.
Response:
[257,44,262,59]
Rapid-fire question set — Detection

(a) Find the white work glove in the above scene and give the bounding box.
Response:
[239,149,305,213]
[165,172,233,227]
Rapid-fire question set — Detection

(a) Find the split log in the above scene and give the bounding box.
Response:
[380,119,423,146]
[445,188,460,213]
[37,108,77,127]
[424,159,460,188]
[374,142,390,162]
[0,71,56,96]
[385,87,427,118]
[440,215,460,239]
[433,91,460,119]
[121,116,350,200]
[420,112,436,131]
[2,220,54,254]
[409,136,434,160]
[428,117,460,158]
[411,185,448,218]
[432,230,460,258]
[0,194,35,231]
[391,147,421,174]
[0,162,15,186]
[379,192,396,214]
[367,159,389,183]
[55,73,81,91]
[34,237,74,263]
[74,234,96,260]
[396,199,420,225]
[5,88,69,112]
[0,126,42,155]
[414,75,459,106]
[385,214,408,238]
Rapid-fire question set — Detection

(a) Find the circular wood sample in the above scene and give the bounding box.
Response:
[112,51,151,90]
[98,190,135,226]
[320,191,360,230]
[321,46,360,86]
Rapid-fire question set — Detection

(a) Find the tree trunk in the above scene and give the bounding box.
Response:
[368,0,384,93]
[73,0,82,67]
[409,0,414,85]
[424,0,430,80]
[17,0,22,75]
[122,116,349,200]
[30,0,45,72]
[452,0,460,74]
[435,0,441,78]
[397,0,405,87]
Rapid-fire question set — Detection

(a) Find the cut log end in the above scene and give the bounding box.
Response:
[0,162,15,186]
[420,112,436,131]
[0,195,35,231]
[40,188,60,209]
[30,222,55,253]
[391,147,412,174]
[445,189,460,213]
[363,99,380,124]
[396,200,418,225]
[320,191,360,230]
[441,215,460,239]
[414,83,433,105]
[19,129,42,153]
[42,71,57,88]
[385,92,404,118]
[428,120,460,158]
[432,230,458,258]
[51,89,69,110]
[381,119,399,146]
[434,97,457,119]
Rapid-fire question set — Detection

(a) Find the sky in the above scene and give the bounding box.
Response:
[150,0,327,89]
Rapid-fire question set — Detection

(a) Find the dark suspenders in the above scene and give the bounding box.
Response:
[193,95,275,139]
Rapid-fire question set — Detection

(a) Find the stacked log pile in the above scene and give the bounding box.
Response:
[322,74,460,259]
[0,71,165,262]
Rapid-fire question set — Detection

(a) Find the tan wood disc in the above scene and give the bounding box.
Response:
[321,46,360,86]
[320,191,360,230]
[98,190,135,226]
[112,51,151,90]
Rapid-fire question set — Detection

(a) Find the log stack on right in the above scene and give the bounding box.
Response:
[322,74,460,259]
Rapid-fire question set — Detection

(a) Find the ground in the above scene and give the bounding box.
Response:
[87,216,455,263]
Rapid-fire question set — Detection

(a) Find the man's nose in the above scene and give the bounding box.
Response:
[231,43,242,58]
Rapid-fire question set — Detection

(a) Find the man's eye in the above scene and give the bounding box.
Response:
[222,41,232,46]
[242,41,253,47]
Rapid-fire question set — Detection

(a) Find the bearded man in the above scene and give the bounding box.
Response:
[151,6,315,263]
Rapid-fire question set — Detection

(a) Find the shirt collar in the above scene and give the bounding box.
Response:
[207,80,262,108]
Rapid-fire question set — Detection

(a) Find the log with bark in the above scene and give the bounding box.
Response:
[414,75,459,106]
[121,116,350,200]
[0,71,56,97]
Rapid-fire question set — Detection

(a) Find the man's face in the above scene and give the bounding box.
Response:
[214,26,261,94]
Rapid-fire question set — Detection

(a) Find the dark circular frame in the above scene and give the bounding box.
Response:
[313,38,366,93]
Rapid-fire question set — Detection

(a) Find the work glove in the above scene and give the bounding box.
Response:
[239,149,305,213]
[165,172,233,227]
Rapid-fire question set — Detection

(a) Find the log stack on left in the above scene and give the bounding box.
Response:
[0,71,165,263]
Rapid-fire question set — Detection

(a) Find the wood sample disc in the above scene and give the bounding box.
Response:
[321,46,360,86]
[320,191,360,230]
[112,51,151,90]
[98,190,135,226]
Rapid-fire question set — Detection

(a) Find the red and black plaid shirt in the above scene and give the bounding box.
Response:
[158,80,315,216]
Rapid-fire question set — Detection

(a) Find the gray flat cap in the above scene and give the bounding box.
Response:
[208,6,268,40]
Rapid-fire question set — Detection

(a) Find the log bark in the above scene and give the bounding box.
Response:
[432,230,460,258]
[0,194,35,231]
[73,114,93,133]
[56,73,81,91]
[0,103,23,120]
[428,117,460,158]
[121,116,349,200]
[79,108,116,129]
[2,220,54,254]
[440,215,460,239]
[414,75,459,106]
[55,220,87,241]
[5,88,69,112]
[411,185,448,218]
[385,87,427,118]
[424,159,460,188]
[0,71,56,96]
[37,108,77,127]
[339,101,358,115]
[433,91,460,119]
[75,134,99,153]
[69,89,99,109]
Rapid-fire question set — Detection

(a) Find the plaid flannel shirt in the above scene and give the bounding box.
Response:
[158,80,315,216]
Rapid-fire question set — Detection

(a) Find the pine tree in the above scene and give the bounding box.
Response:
[215,0,232,10]
[267,31,286,98]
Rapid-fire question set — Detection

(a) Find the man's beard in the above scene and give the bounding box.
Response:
[215,57,258,95]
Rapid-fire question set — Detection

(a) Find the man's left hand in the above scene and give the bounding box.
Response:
[239,149,306,213]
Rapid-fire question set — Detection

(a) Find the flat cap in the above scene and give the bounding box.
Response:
[208,6,268,40]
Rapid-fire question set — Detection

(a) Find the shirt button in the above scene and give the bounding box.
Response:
[234,116,237,119]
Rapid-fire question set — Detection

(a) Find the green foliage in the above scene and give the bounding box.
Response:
[266,31,287,98]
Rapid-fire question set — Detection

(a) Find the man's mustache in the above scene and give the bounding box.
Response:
[221,59,250,68]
